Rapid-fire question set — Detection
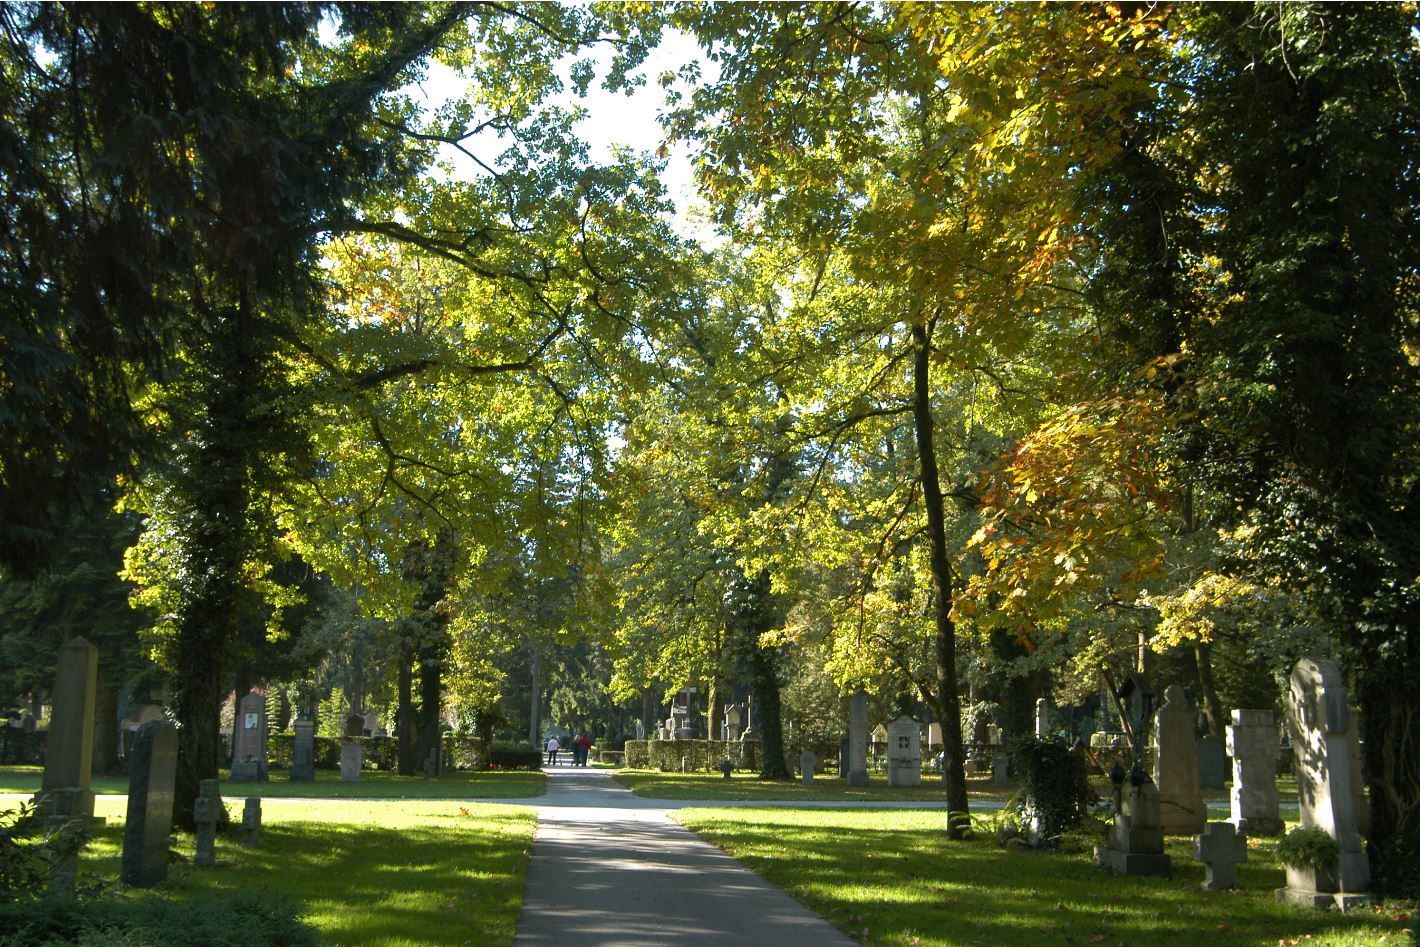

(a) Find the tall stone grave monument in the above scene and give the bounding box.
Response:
[230,692,268,781]
[33,637,100,893]
[1034,698,1052,739]
[1276,658,1371,910]
[1227,709,1282,836]
[289,715,315,782]
[847,691,869,787]
[886,715,922,788]
[120,719,177,887]
[1153,685,1205,834]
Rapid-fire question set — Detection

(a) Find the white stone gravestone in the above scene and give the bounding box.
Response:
[1227,709,1282,836]
[1153,685,1205,834]
[1275,658,1371,911]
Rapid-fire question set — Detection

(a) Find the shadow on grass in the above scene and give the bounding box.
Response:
[675,809,1411,947]
[73,804,535,947]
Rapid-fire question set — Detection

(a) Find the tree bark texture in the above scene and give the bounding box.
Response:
[911,320,970,834]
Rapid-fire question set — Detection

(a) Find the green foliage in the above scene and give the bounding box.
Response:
[1012,738,1093,848]
[1275,826,1340,874]
[487,743,543,771]
[0,804,90,903]
[0,890,315,947]
[623,740,765,775]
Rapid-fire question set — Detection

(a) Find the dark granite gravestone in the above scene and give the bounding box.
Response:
[120,719,177,887]
[1196,735,1228,790]
[289,717,315,782]
[847,691,869,787]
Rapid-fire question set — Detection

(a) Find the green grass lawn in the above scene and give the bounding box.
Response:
[674,807,1414,947]
[612,768,1016,802]
[0,764,544,799]
[21,794,537,946]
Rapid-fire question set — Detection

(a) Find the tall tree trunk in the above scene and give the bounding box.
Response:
[708,678,723,742]
[528,645,541,746]
[417,644,442,773]
[397,642,417,775]
[1358,642,1420,897]
[640,686,656,739]
[911,320,970,836]
[1193,642,1225,738]
[91,671,119,777]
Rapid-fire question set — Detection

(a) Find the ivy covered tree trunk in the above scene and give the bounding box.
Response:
[729,570,789,780]
[911,320,970,834]
[417,645,442,772]
[397,643,417,776]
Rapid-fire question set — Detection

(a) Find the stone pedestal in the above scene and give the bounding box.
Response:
[1095,781,1171,877]
[120,720,177,887]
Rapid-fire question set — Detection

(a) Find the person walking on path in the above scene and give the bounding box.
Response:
[545,735,560,765]
[574,733,592,766]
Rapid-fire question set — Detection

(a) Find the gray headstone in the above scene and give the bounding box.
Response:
[1194,821,1246,890]
[1276,659,1371,910]
[800,751,816,785]
[1196,735,1228,790]
[36,637,98,819]
[1153,686,1205,834]
[240,797,261,848]
[1094,780,1171,877]
[120,720,177,887]
[289,717,315,782]
[193,778,221,868]
[839,736,850,780]
[340,742,363,781]
[1227,709,1282,836]
[847,691,868,787]
[230,692,268,782]
[886,715,922,788]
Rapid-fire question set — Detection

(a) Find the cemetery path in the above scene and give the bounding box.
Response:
[513,767,858,946]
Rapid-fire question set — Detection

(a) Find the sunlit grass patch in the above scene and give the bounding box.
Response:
[42,795,537,947]
[674,807,1412,947]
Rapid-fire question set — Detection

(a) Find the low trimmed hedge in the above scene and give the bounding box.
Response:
[261,735,543,772]
[622,739,763,772]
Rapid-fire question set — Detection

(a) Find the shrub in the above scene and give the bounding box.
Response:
[1012,738,1093,848]
[488,743,542,770]
[621,739,764,773]
[0,891,316,946]
[1,804,89,902]
[1275,826,1339,873]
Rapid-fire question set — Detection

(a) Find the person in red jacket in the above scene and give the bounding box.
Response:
[574,733,593,766]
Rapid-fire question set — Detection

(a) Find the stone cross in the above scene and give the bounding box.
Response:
[1276,658,1372,911]
[241,797,262,848]
[289,716,315,782]
[800,751,816,785]
[230,692,268,782]
[193,778,221,868]
[886,715,922,788]
[120,719,177,887]
[1153,685,1205,834]
[1227,709,1282,835]
[846,691,869,787]
[1034,698,1052,739]
[1194,821,1247,890]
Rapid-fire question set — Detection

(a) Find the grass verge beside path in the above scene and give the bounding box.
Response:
[0,764,545,799]
[613,769,1003,802]
[674,808,1412,947]
[23,794,536,947]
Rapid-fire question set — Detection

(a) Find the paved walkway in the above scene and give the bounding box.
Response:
[513,767,858,946]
